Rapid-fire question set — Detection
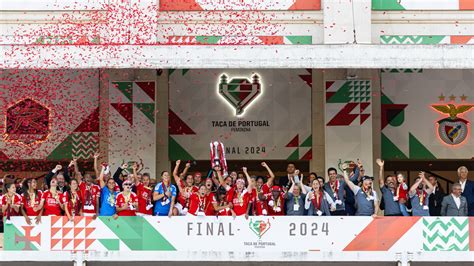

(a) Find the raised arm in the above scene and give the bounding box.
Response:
[421,172,434,194]
[132,162,139,185]
[342,164,358,193]
[409,175,423,195]
[376,158,385,187]
[181,161,191,178]
[215,166,229,190]
[113,163,127,189]
[93,153,100,178]
[261,162,275,186]
[98,166,106,188]
[46,165,62,187]
[172,160,182,185]
[242,167,252,192]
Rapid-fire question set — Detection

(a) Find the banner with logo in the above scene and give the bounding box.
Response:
[4,216,474,252]
[168,69,312,161]
[381,69,474,160]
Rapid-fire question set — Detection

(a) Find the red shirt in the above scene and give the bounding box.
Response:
[1,193,22,217]
[205,192,216,216]
[79,182,101,214]
[116,192,138,216]
[62,191,83,217]
[267,193,285,216]
[188,193,208,216]
[42,190,62,216]
[22,191,43,216]
[177,179,199,209]
[397,183,408,200]
[227,188,250,216]
[252,184,270,215]
[136,183,153,215]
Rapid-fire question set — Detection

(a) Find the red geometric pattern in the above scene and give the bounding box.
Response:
[298,69,312,88]
[169,109,196,135]
[327,103,371,126]
[74,107,100,132]
[285,135,299,147]
[50,216,96,251]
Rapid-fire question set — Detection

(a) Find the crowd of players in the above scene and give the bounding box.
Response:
[1,154,473,227]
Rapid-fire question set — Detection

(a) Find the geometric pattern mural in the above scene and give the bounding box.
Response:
[109,81,156,175]
[423,218,469,251]
[373,0,474,10]
[381,69,474,160]
[325,80,373,176]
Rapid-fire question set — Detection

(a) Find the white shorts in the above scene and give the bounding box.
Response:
[136,212,152,217]
[174,202,187,216]
[83,212,96,217]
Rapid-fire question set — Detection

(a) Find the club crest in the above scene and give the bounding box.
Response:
[218,74,262,116]
[432,104,473,145]
[249,219,271,239]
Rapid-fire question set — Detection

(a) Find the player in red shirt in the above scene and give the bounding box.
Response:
[213,186,235,216]
[73,159,100,218]
[203,178,217,215]
[267,186,285,216]
[217,166,253,217]
[187,184,210,216]
[62,179,83,221]
[2,183,22,221]
[172,160,198,215]
[249,162,275,216]
[39,177,62,216]
[132,163,153,216]
[21,178,42,225]
[115,181,138,217]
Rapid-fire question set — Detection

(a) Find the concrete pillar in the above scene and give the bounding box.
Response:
[323,0,372,44]
[156,69,170,178]
[311,69,326,177]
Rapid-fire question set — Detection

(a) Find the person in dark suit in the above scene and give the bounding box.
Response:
[441,183,468,216]
[458,166,474,216]
[428,175,445,216]
[279,162,296,189]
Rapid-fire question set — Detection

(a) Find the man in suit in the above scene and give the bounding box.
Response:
[441,183,468,216]
[458,166,474,216]
[428,175,445,216]
[279,162,296,189]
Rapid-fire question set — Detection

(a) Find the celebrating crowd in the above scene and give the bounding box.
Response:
[1,155,474,227]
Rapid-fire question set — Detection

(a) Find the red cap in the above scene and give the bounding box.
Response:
[271,186,281,192]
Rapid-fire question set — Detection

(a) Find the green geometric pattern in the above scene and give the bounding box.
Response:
[349,80,371,102]
[409,133,437,159]
[99,239,120,251]
[99,216,176,251]
[47,135,74,160]
[4,224,39,251]
[381,133,408,160]
[134,103,155,123]
[422,218,469,251]
[372,0,405,10]
[381,36,446,45]
[112,82,133,102]
[169,136,194,161]
[285,36,312,45]
[287,149,299,160]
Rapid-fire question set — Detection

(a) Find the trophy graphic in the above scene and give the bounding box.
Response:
[210,141,228,177]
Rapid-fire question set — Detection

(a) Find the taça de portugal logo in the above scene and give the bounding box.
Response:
[249,219,271,239]
[432,104,474,145]
[219,74,261,116]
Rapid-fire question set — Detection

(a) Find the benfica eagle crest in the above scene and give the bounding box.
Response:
[432,104,474,145]
[218,74,261,115]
